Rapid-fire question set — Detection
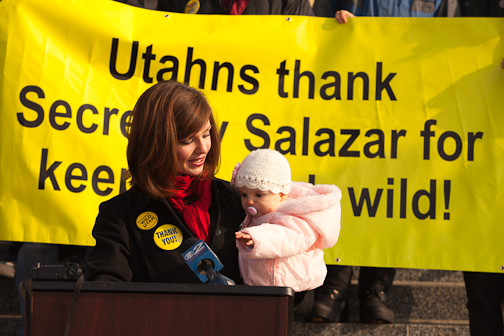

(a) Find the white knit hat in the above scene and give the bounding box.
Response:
[231,149,291,195]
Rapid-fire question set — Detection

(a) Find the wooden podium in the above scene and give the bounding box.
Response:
[26,281,294,336]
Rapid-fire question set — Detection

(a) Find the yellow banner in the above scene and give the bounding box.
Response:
[1,0,503,272]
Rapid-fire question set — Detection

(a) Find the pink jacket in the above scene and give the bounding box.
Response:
[236,182,342,292]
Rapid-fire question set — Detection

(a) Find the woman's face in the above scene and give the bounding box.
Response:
[176,121,212,176]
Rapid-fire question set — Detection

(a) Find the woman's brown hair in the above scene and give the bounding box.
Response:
[126,80,220,198]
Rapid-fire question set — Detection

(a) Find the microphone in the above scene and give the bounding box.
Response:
[181,238,235,285]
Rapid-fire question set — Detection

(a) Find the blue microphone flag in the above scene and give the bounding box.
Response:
[182,239,223,283]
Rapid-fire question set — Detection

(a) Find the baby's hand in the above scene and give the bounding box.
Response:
[235,231,255,248]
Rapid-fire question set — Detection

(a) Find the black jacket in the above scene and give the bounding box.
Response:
[157,0,314,15]
[116,0,314,16]
[86,178,245,284]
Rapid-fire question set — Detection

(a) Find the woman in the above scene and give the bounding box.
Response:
[86,80,244,284]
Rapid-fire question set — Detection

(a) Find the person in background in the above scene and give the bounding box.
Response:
[463,271,504,336]
[115,0,315,16]
[313,0,462,17]
[306,5,396,325]
[306,265,396,323]
[306,1,463,323]
[461,54,504,336]
[464,0,504,16]
[232,149,342,317]
[86,80,245,284]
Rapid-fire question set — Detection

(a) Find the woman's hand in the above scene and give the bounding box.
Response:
[335,10,355,24]
[235,231,254,248]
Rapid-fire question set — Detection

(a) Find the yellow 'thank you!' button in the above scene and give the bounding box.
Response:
[153,224,183,250]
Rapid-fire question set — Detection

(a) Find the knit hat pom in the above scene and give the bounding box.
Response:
[233,149,291,195]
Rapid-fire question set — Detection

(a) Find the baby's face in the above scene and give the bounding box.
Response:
[238,186,286,218]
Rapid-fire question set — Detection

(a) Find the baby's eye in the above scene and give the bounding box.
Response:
[255,193,264,198]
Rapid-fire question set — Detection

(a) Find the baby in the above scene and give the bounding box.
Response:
[231,149,342,293]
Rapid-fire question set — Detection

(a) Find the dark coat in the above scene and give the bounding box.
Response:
[86,178,245,284]
[116,0,315,15]
[157,0,314,15]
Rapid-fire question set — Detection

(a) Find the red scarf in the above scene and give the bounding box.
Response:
[222,0,249,14]
[167,175,212,243]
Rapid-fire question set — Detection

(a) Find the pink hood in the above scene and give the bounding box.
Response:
[276,182,341,249]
